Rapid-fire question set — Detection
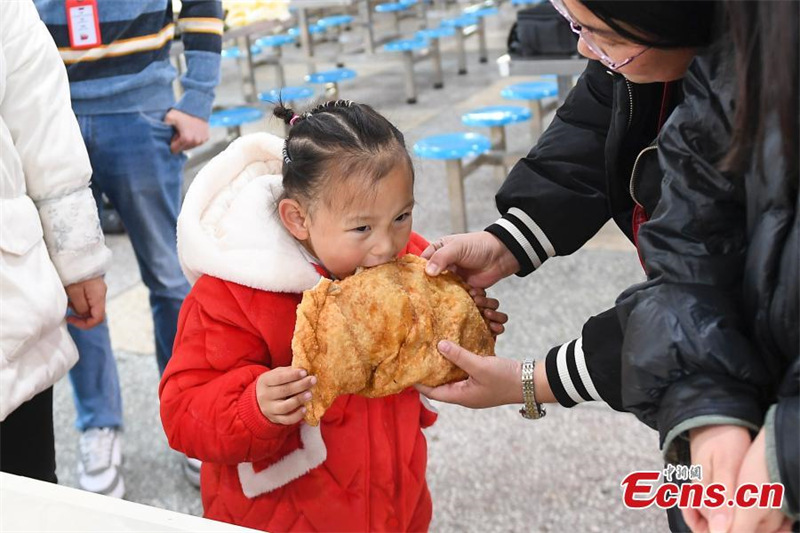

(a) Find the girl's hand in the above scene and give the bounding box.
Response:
[730,428,794,533]
[256,367,317,425]
[470,287,509,336]
[683,425,752,533]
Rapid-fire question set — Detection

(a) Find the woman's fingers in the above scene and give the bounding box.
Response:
[437,340,486,375]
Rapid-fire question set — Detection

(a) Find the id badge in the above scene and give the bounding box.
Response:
[66,0,101,49]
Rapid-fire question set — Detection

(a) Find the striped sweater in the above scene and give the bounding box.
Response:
[34,0,223,120]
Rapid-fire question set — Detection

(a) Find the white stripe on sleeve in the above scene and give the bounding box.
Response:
[556,342,583,404]
[495,218,542,269]
[573,337,604,402]
[507,207,556,258]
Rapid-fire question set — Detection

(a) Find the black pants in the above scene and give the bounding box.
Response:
[0,387,57,483]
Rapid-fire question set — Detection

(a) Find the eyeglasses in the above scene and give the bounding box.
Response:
[549,0,649,70]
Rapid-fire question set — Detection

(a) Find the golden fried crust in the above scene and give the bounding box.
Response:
[292,255,495,426]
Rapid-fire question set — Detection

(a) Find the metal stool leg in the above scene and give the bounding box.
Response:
[273,46,286,88]
[530,99,544,140]
[393,11,401,35]
[477,18,488,63]
[402,51,418,104]
[431,38,444,89]
[455,28,467,75]
[489,125,508,183]
[445,159,467,233]
[362,0,376,53]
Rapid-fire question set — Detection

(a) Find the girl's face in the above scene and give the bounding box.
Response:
[283,160,415,280]
[563,0,698,83]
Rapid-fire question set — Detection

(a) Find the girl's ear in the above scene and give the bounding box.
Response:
[278,198,310,241]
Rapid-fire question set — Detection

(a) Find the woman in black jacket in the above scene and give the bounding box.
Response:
[422,0,717,411]
[618,2,798,530]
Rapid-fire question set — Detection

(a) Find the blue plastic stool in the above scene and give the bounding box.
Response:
[288,24,326,37]
[384,37,430,104]
[375,2,413,34]
[413,132,492,232]
[462,105,532,182]
[442,15,486,72]
[463,5,499,17]
[416,26,455,39]
[441,14,479,27]
[501,81,559,139]
[221,45,262,59]
[209,106,265,138]
[417,28,455,91]
[375,2,411,12]
[252,35,296,87]
[305,67,357,100]
[511,0,542,6]
[255,34,295,48]
[317,14,354,28]
[258,86,315,105]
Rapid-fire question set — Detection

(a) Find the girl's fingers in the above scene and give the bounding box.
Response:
[490,323,505,335]
[472,296,500,310]
[271,391,313,415]
[484,309,509,324]
[269,406,307,426]
[265,375,317,401]
[261,367,309,386]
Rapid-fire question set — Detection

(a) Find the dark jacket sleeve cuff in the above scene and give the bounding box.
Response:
[544,338,605,408]
[766,399,800,520]
[485,209,556,277]
[656,374,764,464]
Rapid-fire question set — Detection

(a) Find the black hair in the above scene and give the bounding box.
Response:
[273,100,413,210]
[582,1,718,49]
[721,1,798,181]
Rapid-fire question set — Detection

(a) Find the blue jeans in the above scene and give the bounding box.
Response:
[68,111,190,431]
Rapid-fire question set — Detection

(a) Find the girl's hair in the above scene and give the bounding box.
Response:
[273,100,413,209]
[721,1,798,180]
[581,1,718,49]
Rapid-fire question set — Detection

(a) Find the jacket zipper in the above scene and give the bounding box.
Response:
[629,144,658,207]
[624,79,634,130]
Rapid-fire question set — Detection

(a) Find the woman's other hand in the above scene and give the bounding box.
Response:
[416,340,520,408]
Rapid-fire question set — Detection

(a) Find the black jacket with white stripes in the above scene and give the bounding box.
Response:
[485,59,682,410]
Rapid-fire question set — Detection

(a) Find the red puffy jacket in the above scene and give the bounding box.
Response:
[159,231,437,532]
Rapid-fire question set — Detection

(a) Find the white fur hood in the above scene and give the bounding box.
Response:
[177,133,321,293]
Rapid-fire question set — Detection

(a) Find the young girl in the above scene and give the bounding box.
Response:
[159,100,503,532]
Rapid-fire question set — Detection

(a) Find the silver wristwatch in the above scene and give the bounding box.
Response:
[519,359,546,420]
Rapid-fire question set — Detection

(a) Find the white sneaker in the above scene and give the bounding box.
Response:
[183,456,201,489]
[77,427,125,498]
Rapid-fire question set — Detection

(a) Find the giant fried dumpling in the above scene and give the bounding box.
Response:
[291,254,496,426]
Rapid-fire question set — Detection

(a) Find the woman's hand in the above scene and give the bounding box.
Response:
[256,367,317,425]
[469,288,509,336]
[682,425,752,533]
[416,340,522,408]
[422,232,520,289]
[729,428,794,533]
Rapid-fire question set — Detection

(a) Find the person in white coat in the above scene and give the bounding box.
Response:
[0,0,111,483]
